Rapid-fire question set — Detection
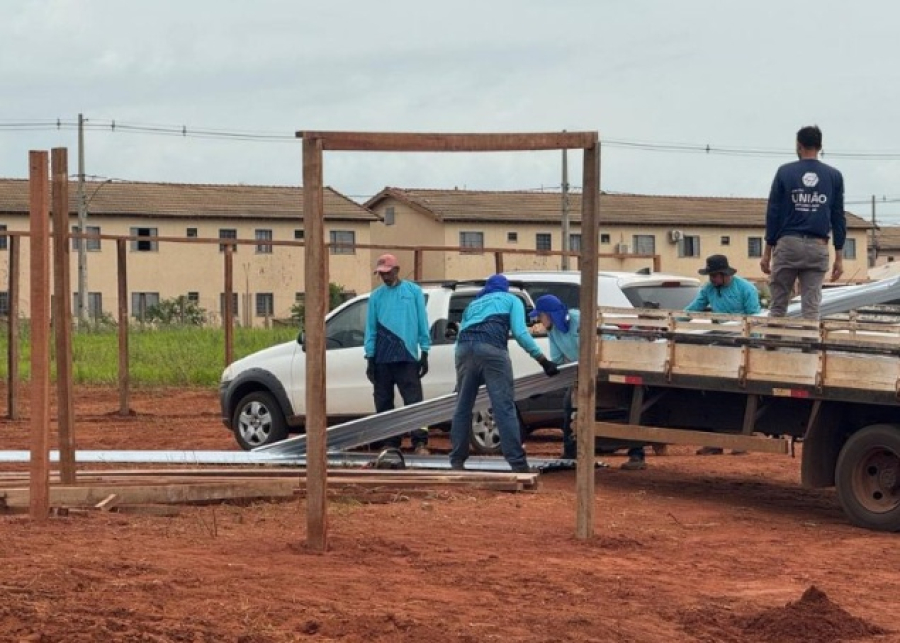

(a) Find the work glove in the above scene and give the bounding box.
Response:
[537,355,559,377]
[418,352,429,379]
[366,358,376,384]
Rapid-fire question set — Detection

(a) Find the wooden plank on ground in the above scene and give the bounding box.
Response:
[594,422,789,454]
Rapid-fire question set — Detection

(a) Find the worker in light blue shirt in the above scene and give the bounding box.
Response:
[364,253,431,454]
[684,254,761,316]
[685,254,759,456]
[449,274,558,473]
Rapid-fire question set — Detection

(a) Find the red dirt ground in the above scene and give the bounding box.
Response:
[1,385,898,642]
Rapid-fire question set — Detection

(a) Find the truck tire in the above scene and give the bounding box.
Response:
[835,423,900,532]
[233,391,289,451]
[469,405,526,456]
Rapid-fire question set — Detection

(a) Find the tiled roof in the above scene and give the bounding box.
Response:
[875,226,900,251]
[0,179,376,221]
[366,188,870,229]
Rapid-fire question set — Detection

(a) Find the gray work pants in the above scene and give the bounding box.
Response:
[768,235,830,320]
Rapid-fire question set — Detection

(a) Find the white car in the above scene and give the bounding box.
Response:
[220,270,703,452]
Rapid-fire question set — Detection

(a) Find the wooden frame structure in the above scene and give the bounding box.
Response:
[296,130,602,549]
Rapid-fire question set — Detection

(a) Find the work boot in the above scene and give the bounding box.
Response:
[620,458,646,471]
[450,460,465,471]
[413,443,430,456]
[510,462,531,474]
[696,446,724,456]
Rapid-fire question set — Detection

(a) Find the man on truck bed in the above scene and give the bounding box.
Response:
[685,254,760,455]
[449,274,558,473]
[760,125,846,320]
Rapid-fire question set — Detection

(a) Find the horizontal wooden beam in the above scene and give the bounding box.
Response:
[295,131,598,152]
[594,422,789,454]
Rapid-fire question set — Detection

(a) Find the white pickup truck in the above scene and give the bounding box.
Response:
[219,282,555,451]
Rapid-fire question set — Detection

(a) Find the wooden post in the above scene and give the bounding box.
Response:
[28,150,51,521]
[50,148,76,483]
[223,245,234,367]
[494,251,504,274]
[576,140,600,539]
[7,235,20,420]
[303,135,328,551]
[116,238,130,416]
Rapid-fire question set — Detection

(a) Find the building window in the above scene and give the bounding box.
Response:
[256,293,274,317]
[131,292,160,319]
[569,234,582,253]
[536,233,552,252]
[844,238,857,260]
[679,236,701,258]
[294,229,304,240]
[748,237,763,258]
[186,227,198,238]
[600,233,611,244]
[721,235,731,246]
[73,292,103,319]
[329,230,356,255]
[72,225,101,251]
[0,291,8,315]
[130,227,158,252]
[459,231,484,254]
[0,224,8,251]
[295,292,305,304]
[220,293,239,317]
[187,291,199,304]
[384,206,396,226]
[255,229,273,254]
[507,231,518,243]
[632,235,655,255]
[219,229,237,253]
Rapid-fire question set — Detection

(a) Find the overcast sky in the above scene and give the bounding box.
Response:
[3,0,900,221]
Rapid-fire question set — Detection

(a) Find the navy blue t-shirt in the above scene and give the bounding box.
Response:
[765,159,846,250]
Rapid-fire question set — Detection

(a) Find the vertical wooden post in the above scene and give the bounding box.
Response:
[303,135,328,551]
[653,254,661,272]
[223,245,234,367]
[576,140,600,539]
[493,251,504,274]
[29,150,51,521]
[7,235,20,420]
[413,249,423,281]
[116,238,130,416]
[50,148,76,483]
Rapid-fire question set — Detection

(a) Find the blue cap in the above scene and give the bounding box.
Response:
[529,294,569,333]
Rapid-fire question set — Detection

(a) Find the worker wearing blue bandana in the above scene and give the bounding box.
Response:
[529,295,580,459]
[364,253,432,454]
[450,274,558,473]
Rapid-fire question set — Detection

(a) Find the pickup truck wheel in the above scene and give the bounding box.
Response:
[469,406,526,456]
[835,423,900,532]
[233,391,289,450]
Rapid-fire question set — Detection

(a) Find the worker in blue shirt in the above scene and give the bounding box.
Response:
[364,253,431,454]
[685,254,762,316]
[761,125,846,320]
[685,254,760,455]
[450,274,558,473]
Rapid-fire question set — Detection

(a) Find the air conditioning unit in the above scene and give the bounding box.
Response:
[668,230,684,243]
[615,243,630,254]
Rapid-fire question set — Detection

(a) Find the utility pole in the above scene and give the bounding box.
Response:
[561,131,570,270]
[76,113,88,322]
[870,194,877,268]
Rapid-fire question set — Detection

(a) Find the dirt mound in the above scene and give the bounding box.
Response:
[739,585,888,643]
[680,586,888,643]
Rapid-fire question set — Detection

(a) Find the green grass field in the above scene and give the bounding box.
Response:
[0,325,299,387]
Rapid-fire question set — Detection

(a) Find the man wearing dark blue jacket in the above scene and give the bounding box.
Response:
[761,125,846,320]
[449,274,558,473]
[364,253,431,454]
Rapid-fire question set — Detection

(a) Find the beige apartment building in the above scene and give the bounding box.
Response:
[367,188,871,283]
[0,180,378,326]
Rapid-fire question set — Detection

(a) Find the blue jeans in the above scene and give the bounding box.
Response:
[449,342,527,468]
[372,361,427,448]
[561,387,576,455]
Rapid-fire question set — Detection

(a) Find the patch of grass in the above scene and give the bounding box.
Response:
[0,324,299,387]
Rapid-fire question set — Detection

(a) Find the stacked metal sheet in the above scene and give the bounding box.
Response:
[254,363,577,457]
